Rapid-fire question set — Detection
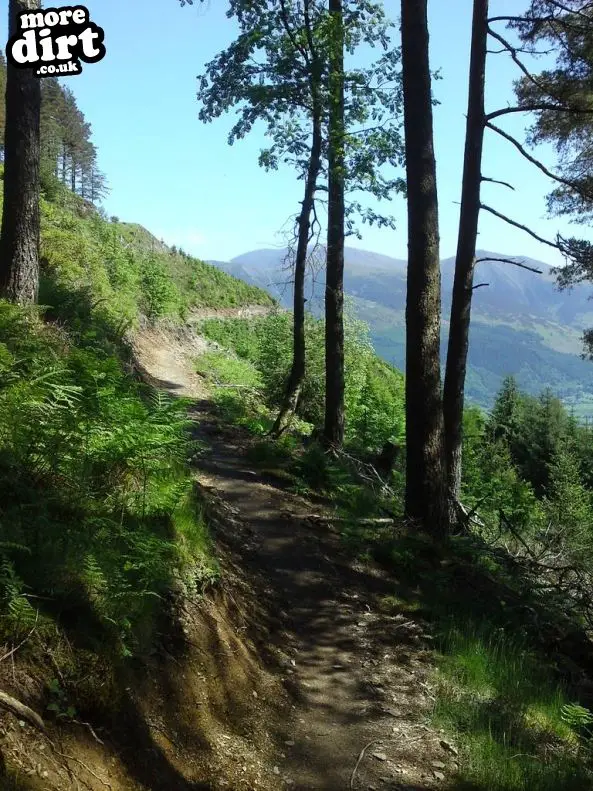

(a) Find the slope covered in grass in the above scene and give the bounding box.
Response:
[30,176,275,330]
[0,177,271,702]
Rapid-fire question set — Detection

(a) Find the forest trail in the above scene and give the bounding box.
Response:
[132,319,452,791]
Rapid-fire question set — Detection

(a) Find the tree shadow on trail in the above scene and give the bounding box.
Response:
[105,689,212,791]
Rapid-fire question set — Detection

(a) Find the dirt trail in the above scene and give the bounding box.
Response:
[133,321,454,791]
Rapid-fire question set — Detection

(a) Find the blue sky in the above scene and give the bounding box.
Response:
[1,0,588,267]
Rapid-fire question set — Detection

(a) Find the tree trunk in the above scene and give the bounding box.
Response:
[443,0,488,520]
[400,0,447,533]
[0,0,41,304]
[324,0,346,448]
[272,107,323,436]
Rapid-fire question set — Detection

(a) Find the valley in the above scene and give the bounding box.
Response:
[212,247,593,416]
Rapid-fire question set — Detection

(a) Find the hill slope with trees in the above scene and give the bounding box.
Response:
[214,246,593,415]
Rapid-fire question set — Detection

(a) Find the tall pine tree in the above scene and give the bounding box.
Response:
[0,0,42,304]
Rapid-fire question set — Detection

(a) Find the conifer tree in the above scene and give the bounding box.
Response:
[400,0,447,533]
[324,0,346,448]
[0,0,42,304]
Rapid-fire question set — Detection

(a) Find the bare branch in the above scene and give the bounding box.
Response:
[480,205,558,250]
[472,282,490,290]
[486,103,593,122]
[476,254,544,273]
[487,121,593,201]
[482,175,515,191]
[487,26,567,100]
[489,15,550,23]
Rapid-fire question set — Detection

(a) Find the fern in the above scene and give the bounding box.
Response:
[561,703,593,730]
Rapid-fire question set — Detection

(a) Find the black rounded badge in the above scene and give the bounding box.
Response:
[6,5,106,78]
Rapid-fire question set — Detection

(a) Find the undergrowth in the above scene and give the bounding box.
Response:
[0,300,218,660]
[199,310,406,450]
[196,312,593,790]
[35,175,273,330]
[0,173,276,670]
[373,531,593,790]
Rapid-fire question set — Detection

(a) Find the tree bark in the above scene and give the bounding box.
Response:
[400,0,447,533]
[443,0,488,520]
[272,106,323,436]
[324,0,346,448]
[0,0,41,304]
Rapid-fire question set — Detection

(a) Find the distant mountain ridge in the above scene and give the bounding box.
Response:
[209,247,593,416]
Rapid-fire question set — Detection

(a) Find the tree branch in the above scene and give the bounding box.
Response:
[486,103,593,122]
[486,121,593,201]
[278,0,310,65]
[473,282,490,290]
[487,26,568,101]
[482,175,515,191]
[475,254,543,273]
[0,690,45,732]
[480,204,558,250]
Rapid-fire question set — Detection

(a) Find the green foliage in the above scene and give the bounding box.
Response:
[34,193,274,334]
[200,310,404,450]
[140,253,180,318]
[485,377,591,498]
[513,1,593,223]
[0,57,108,205]
[46,678,77,721]
[512,3,593,358]
[541,443,593,562]
[196,0,405,238]
[0,300,217,656]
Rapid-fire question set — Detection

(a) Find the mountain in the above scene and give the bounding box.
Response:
[209,247,593,417]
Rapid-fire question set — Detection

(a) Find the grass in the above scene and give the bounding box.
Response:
[364,529,593,791]
[433,633,590,791]
[34,175,274,331]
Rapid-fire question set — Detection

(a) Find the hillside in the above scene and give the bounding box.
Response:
[2,167,593,791]
[212,247,593,416]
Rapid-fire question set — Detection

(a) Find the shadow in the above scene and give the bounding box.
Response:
[104,689,212,791]
[184,404,593,790]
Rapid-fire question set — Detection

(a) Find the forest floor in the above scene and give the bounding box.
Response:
[128,315,455,791]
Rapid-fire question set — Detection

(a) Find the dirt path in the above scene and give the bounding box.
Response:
[133,323,455,791]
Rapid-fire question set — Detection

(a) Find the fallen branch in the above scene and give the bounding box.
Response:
[0,690,45,732]
[306,515,395,526]
[51,747,112,790]
[350,739,383,789]
[74,719,105,746]
[350,736,424,788]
